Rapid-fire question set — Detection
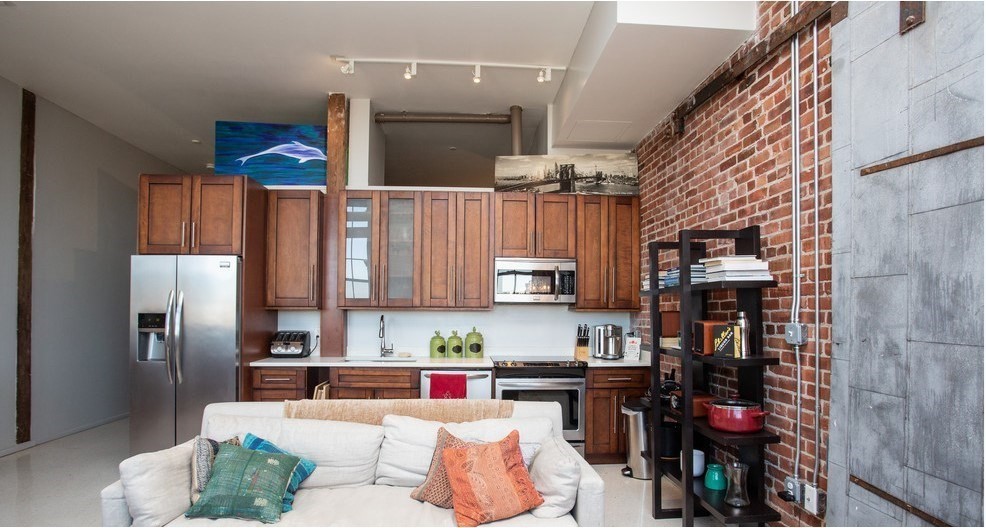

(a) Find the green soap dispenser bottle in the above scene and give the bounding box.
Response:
[429,331,447,358]
[465,327,484,358]
[447,330,463,358]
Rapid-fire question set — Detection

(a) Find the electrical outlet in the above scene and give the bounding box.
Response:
[784,476,802,504]
[784,323,809,345]
[803,483,826,516]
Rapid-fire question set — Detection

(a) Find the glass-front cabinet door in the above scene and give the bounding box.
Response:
[380,192,421,307]
[339,191,379,307]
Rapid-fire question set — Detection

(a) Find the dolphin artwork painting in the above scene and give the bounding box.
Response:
[215,121,328,185]
[236,141,327,165]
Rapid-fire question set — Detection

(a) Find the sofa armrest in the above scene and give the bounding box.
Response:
[556,441,604,527]
[101,480,133,527]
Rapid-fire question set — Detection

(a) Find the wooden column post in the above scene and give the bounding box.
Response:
[321,93,348,356]
[17,89,36,444]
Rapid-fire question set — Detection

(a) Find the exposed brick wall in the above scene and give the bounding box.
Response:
[633,3,832,526]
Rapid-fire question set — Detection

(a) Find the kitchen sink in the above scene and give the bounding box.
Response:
[343,356,417,362]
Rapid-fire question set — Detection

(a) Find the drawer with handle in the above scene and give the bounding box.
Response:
[253,389,305,402]
[588,367,650,389]
[253,368,307,389]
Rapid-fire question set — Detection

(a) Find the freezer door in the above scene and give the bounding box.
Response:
[174,255,241,444]
[130,255,178,455]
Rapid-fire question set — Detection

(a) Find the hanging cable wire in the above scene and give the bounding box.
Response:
[789,0,804,483]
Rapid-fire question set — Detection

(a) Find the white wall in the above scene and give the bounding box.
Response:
[0,80,177,453]
[0,77,21,453]
[346,306,632,357]
[348,98,386,187]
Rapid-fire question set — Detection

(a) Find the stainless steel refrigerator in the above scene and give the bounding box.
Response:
[129,255,241,455]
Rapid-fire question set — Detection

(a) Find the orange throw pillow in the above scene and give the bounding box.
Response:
[410,428,482,508]
[442,430,544,527]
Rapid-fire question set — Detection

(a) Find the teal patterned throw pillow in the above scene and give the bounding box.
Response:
[242,433,316,512]
[185,443,300,524]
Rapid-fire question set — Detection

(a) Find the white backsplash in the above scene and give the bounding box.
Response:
[277,310,323,352]
[346,305,633,357]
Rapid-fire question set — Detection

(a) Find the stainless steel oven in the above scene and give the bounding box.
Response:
[494,258,576,304]
[493,357,586,453]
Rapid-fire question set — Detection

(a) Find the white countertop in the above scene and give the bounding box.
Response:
[250,355,494,369]
[252,354,649,369]
[586,355,651,368]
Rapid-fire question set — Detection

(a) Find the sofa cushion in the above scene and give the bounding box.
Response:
[185,444,299,524]
[204,415,283,444]
[191,436,242,503]
[375,415,552,487]
[411,428,490,508]
[164,485,577,527]
[119,441,194,527]
[444,430,544,527]
[528,436,581,518]
[276,419,383,489]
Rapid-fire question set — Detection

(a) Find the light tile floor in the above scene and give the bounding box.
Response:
[0,420,721,527]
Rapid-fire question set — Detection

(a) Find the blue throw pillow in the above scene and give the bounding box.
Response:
[242,433,316,512]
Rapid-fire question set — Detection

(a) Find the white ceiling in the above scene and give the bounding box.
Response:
[0,1,592,172]
[0,2,756,179]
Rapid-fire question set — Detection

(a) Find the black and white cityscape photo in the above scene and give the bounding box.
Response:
[495,153,639,195]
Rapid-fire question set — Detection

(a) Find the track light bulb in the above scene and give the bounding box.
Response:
[537,69,545,83]
[403,62,417,80]
[473,64,481,84]
[537,67,551,83]
[404,67,412,80]
[340,60,355,75]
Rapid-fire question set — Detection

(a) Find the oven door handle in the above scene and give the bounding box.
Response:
[496,381,585,389]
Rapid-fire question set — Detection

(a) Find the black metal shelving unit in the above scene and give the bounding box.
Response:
[643,225,781,527]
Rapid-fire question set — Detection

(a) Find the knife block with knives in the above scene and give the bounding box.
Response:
[575,324,590,362]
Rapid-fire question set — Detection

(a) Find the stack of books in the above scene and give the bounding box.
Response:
[664,265,707,286]
[700,255,773,282]
[657,270,668,289]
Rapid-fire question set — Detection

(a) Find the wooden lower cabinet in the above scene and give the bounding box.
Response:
[251,367,317,401]
[328,368,420,399]
[585,367,651,463]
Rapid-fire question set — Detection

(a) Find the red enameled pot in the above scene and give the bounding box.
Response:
[704,399,770,433]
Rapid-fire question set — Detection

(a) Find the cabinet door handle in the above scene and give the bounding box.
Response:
[180,222,186,247]
[382,263,387,304]
[611,265,616,303]
[263,377,292,382]
[537,232,542,254]
[191,222,196,248]
[311,264,316,302]
[608,377,633,382]
[603,267,609,304]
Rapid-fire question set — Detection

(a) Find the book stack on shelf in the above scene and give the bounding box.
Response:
[664,265,706,286]
[700,255,773,282]
[657,270,668,288]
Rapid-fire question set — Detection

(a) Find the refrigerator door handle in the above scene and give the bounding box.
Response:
[174,290,185,384]
[164,290,175,385]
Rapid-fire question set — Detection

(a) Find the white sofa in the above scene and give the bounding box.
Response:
[101,401,605,527]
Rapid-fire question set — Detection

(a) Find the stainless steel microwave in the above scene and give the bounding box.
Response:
[494,258,576,304]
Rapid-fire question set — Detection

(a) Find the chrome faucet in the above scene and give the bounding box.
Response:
[379,315,394,357]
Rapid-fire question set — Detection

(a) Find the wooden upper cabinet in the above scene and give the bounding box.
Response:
[139,174,192,254]
[138,174,247,256]
[338,191,380,307]
[266,190,321,308]
[576,195,609,309]
[576,195,640,310]
[536,194,576,258]
[494,193,535,257]
[609,196,640,310]
[456,193,491,308]
[421,192,456,308]
[494,192,575,258]
[191,175,244,255]
[380,192,422,308]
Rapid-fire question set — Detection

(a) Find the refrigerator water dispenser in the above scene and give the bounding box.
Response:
[137,312,167,362]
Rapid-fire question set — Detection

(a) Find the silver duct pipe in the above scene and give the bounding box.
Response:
[374,112,510,124]
[510,105,523,156]
[811,18,822,489]
[790,0,804,483]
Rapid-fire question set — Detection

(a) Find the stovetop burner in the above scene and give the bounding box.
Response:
[491,355,587,368]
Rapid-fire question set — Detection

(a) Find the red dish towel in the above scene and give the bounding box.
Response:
[429,373,467,399]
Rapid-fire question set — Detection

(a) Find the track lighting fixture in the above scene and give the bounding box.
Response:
[330,56,566,84]
[403,62,417,80]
